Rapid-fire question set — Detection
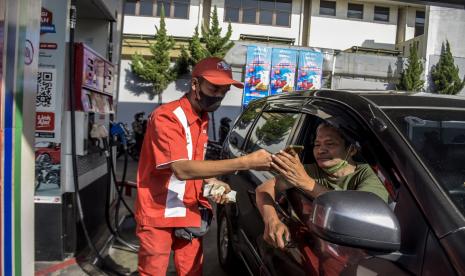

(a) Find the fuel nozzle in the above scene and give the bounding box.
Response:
[90,124,109,153]
[110,122,128,149]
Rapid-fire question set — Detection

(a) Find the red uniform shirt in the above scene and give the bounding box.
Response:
[135,96,211,228]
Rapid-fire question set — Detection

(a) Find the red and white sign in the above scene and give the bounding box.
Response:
[36,112,55,131]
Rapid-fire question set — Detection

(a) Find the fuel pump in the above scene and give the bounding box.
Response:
[72,41,138,255]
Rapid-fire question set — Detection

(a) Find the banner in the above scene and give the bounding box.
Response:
[297,50,323,90]
[243,46,271,107]
[270,48,298,95]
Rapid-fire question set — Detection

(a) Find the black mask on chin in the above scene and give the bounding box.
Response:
[198,90,224,112]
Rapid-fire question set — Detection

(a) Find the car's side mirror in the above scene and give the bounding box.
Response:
[311,191,401,252]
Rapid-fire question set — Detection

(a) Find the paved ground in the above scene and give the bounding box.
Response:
[35,157,231,276]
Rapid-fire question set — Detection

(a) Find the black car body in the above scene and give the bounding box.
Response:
[216,90,465,276]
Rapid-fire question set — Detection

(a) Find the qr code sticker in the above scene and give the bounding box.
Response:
[37,71,55,108]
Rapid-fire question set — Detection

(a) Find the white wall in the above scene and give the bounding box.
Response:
[425,6,465,58]
[309,0,398,50]
[405,7,416,41]
[123,0,203,36]
[212,0,303,43]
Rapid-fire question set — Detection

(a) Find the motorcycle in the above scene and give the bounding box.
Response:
[115,123,139,161]
[35,162,60,191]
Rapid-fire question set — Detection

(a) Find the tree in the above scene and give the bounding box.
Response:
[430,40,465,95]
[173,45,190,76]
[201,6,234,58]
[131,5,175,104]
[397,42,424,92]
[188,26,206,66]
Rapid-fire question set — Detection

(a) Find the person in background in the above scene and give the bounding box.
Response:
[256,122,389,249]
[136,57,272,276]
[132,112,145,155]
[219,117,232,145]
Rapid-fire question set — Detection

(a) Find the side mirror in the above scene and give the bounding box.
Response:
[311,191,400,252]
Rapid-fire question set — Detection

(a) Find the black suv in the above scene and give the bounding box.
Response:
[216,90,465,276]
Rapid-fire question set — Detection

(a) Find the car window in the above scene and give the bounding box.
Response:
[385,108,465,216]
[228,100,264,151]
[244,112,299,154]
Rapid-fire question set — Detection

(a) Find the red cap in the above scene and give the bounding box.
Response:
[192,57,244,89]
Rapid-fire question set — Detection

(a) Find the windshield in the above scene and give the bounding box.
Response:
[385,108,465,216]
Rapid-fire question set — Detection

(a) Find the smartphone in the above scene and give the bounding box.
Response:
[284,145,304,154]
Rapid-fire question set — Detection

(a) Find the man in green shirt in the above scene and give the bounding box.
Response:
[256,122,389,249]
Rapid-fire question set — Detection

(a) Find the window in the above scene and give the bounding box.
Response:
[386,109,465,216]
[347,3,363,19]
[374,6,389,22]
[140,0,154,16]
[224,0,292,27]
[156,0,171,16]
[244,112,299,153]
[228,101,264,151]
[123,0,189,18]
[124,1,136,15]
[415,10,425,37]
[319,0,336,16]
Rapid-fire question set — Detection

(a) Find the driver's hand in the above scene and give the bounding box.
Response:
[263,216,290,249]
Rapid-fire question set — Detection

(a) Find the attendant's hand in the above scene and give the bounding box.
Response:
[271,151,315,190]
[244,149,272,171]
[263,216,290,249]
[204,178,231,204]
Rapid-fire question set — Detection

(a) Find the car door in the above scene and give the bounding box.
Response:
[264,99,429,276]
[219,100,267,272]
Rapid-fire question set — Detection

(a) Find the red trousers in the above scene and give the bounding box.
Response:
[137,224,203,276]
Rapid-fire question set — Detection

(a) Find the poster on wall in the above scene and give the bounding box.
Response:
[296,51,323,90]
[242,46,271,107]
[36,68,57,138]
[34,141,61,200]
[270,48,298,95]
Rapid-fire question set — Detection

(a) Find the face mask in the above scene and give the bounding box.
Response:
[198,90,224,112]
[321,144,353,175]
[322,160,349,175]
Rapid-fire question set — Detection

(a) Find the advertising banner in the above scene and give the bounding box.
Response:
[296,51,323,90]
[242,46,271,107]
[35,0,68,200]
[270,48,298,95]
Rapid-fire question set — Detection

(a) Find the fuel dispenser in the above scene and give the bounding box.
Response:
[35,41,117,261]
[69,42,114,156]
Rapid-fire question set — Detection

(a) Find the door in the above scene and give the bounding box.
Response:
[264,100,421,275]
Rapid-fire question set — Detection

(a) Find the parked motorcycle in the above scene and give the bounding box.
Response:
[114,123,139,161]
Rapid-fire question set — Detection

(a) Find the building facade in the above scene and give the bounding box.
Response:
[117,0,465,136]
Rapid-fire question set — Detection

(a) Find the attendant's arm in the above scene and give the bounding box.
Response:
[170,149,271,180]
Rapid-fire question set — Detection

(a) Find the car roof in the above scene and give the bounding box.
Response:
[263,90,465,110]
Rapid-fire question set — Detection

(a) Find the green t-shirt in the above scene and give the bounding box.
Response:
[279,163,389,203]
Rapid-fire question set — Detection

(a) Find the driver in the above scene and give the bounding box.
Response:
[256,122,389,249]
